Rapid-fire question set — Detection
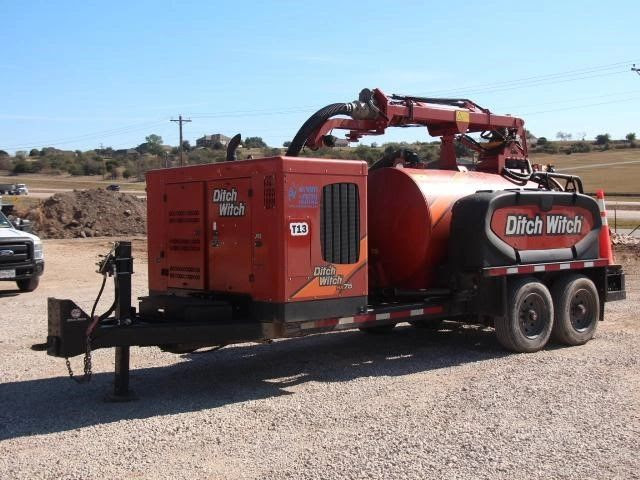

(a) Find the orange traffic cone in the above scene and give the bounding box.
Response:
[596,189,615,264]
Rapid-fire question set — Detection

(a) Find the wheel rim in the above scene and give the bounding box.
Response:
[518,292,547,339]
[570,288,596,332]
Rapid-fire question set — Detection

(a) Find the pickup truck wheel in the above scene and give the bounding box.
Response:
[16,277,39,292]
[359,324,396,334]
[551,274,599,345]
[495,277,554,353]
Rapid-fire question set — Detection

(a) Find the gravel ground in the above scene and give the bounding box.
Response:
[1,239,639,480]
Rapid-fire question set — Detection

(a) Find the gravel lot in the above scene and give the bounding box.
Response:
[1,238,638,480]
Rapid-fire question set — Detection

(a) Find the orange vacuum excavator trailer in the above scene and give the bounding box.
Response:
[38,88,626,400]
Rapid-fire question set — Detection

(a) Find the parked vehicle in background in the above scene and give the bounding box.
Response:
[106,184,121,191]
[0,209,44,291]
[0,183,17,195]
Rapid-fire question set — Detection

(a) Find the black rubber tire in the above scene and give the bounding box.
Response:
[16,276,39,292]
[408,319,442,329]
[495,277,554,353]
[551,274,599,345]
[359,324,396,334]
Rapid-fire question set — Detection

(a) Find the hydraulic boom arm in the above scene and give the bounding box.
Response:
[286,88,528,174]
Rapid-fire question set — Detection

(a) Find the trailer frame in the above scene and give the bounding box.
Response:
[40,241,626,400]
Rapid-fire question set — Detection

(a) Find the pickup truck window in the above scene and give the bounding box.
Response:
[0,211,12,228]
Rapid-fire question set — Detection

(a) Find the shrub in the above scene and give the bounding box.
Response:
[535,143,559,154]
[67,164,83,176]
[570,142,591,153]
[29,160,45,172]
[243,137,267,148]
[0,156,12,170]
[12,158,32,174]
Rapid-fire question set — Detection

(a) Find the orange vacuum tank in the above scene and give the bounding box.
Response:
[368,167,521,290]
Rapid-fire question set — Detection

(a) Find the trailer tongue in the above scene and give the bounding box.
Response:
[37,88,626,399]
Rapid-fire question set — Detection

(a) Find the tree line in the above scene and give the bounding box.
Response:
[0,131,636,178]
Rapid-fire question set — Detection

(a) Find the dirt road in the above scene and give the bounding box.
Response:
[0,239,638,480]
[557,159,640,171]
[28,188,146,199]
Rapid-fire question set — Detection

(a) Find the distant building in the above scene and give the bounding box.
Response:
[196,134,231,148]
[114,148,139,157]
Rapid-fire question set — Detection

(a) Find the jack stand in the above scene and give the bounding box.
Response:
[105,241,136,402]
[106,346,136,402]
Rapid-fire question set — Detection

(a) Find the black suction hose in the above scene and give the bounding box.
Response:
[286,103,353,157]
[226,134,242,161]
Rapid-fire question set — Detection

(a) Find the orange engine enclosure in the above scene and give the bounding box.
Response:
[146,157,368,307]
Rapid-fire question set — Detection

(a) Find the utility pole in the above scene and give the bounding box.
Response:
[170,115,192,166]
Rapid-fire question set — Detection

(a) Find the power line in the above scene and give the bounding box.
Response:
[5,59,638,151]
[520,96,640,116]
[418,59,638,96]
[170,115,192,166]
[494,89,640,111]
[189,107,315,119]
[426,69,628,98]
[4,120,165,148]
[2,119,167,150]
[188,62,639,121]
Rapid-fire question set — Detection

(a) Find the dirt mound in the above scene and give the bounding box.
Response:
[612,231,640,246]
[612,232,640,256]
[22,189,146,239]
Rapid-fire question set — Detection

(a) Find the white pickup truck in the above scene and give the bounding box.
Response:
[0,183,28,195]
[0,209,44,291]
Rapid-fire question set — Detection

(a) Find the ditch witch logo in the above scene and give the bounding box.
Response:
[212,188,246,216]
[505,214,584,236]
[313,265,352,289]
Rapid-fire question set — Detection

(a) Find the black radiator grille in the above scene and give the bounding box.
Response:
[0,241,31,265]
[320,183,360,264]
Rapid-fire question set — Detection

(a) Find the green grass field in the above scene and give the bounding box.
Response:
[530,149,640,195]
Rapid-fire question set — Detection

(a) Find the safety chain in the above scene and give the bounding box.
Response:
[64,245,114,384]
[65,335,93,383]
